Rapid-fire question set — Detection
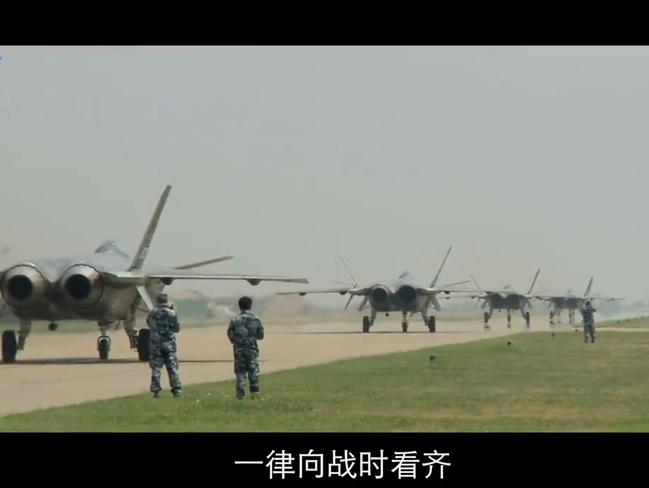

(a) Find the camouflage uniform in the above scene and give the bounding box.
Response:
[147,305,182,395]
[581,302,596,343]
[227,311,264,399]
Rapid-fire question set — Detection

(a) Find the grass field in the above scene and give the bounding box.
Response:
[2,328,649,432]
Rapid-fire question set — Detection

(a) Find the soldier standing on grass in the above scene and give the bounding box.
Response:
[148,292,183,398]
[581,300,596,344]
[227,296,264,399]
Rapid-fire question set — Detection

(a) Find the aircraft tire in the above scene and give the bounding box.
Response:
[362,316,370,333]
[402,322,408,333]
[98,337,110,361]
[427,316,436,333]
[137,329,151,361]
[525,312,531,327]
[2,330,17,364]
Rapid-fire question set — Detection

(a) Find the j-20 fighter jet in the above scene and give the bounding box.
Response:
[278,247,469,333]
[468,268,541,330]
[0,186,308,363]
[535,276,623,325]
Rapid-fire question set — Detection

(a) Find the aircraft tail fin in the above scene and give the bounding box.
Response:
[469,274,483,291]
[128,185,172,271]
[584,276,594,297]
[527,268,541,295]
[430,246,453,288]
[338,257,358,288]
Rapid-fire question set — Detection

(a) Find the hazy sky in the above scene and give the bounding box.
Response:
[0,46,647,303]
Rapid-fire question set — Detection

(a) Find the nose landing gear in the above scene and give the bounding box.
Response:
[97,335,111,361]
[427,316,436,333]
[362,316,370,333]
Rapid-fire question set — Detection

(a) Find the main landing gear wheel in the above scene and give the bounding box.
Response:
[362,316,370,333]
[427,316,436,333]
[137,329,151,361]
[525,312,531,328]
[402,322,408,333]
[97,336,111,361]
[2,330,17,364]
[483,312,490,331]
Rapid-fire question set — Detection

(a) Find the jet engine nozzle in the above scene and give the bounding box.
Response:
[370,285,390,303]
[60,264,104,308]
[1,264,48,307]
[397,285,417,304]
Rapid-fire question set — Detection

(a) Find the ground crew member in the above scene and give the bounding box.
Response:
[147,292,182,398]
[581,300,596,343]
[227,296,264,399]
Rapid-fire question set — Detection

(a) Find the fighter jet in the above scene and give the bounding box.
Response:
[535,276,623,325]
[277,247,469,333]
[0,186,308,363]
[468,268,541,330]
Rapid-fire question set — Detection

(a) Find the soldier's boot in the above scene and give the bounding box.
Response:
[153,391,161,399]
[169,371,182,397]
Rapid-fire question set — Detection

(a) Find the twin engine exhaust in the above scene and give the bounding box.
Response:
[1,263,104,308]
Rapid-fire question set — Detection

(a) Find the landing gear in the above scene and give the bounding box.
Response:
[137,329,151,361]
[48,322,58,332]
[401,311,408,333]
[524,312,531,328]
[507,311,512,329]
[123,315,138,350]
[483,311,491,331]
[97,335,111,361]
[17,319,31,351]
[362,316,370,333]
[549,310,555,326]
[2,330,17,363]
[427,316,436,333]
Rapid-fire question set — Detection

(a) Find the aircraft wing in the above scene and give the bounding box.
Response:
[416,287,480,296]
[589,294,625,302]
[277,287,371,296]
[103,270,309,286]
[533,294,563,300]
[482,289,519,295]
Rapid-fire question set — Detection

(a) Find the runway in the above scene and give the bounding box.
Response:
[0,317,545,416]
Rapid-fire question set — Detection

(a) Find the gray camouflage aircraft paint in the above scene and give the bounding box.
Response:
[535,277,623,325]
[0,186,308,363]
[278,247,469,333]
[468,268,540,329]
